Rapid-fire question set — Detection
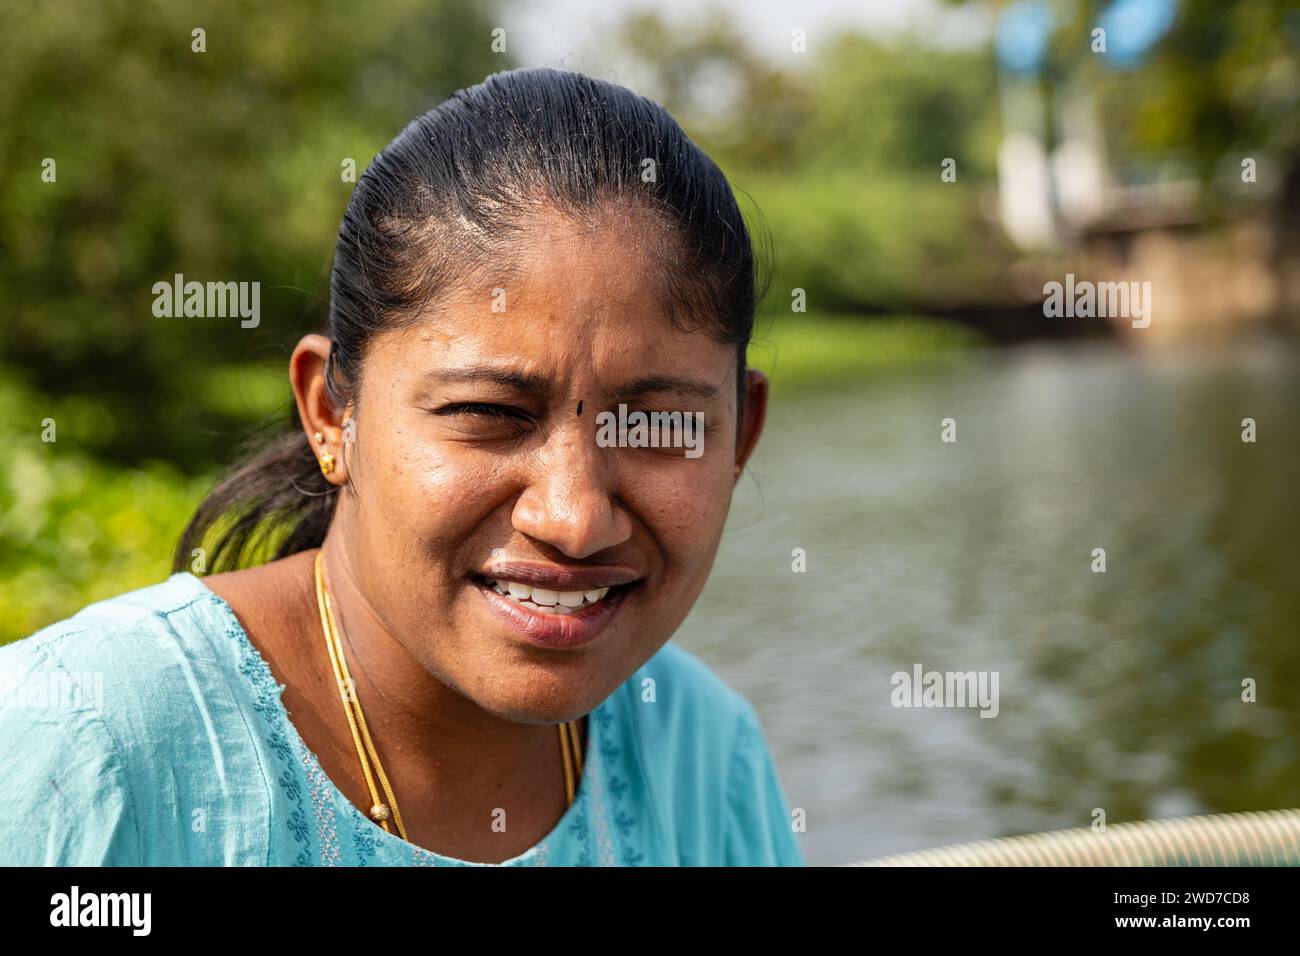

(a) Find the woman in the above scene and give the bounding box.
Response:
[0,67,802,866]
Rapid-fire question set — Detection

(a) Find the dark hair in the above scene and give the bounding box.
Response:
[175,66,770,575]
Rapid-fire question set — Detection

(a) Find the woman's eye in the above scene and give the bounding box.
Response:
[433,403,533,435]
[443,403,523,420]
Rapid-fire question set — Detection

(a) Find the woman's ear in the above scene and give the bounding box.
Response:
[734,368,768,481]
[289,334,348,483]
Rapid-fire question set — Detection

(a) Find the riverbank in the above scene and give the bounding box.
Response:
[748,313,982,393]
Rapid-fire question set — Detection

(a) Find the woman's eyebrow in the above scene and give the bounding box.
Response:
[612,375,724,400]
[418,368,723,401]
[419,366,551,396]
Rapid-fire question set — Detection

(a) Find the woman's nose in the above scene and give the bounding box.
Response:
[509,426,632,559]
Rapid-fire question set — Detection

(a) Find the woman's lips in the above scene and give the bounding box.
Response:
[479,560,641,592]
[474,575,636,649]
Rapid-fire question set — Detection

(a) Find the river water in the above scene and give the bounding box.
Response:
[673,337,1300,866]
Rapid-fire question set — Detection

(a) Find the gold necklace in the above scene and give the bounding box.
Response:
[312,551,584,842]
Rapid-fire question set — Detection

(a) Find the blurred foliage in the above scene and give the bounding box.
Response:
[1050,0,1300,183]
[0,0,506,470]
[0,369,214,642]
[616,14,1014,312]
[745,170,1009,311]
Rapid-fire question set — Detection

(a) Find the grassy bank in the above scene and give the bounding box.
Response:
[748,313,982,393]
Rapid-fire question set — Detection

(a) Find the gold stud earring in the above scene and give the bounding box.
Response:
[319,452,335,476]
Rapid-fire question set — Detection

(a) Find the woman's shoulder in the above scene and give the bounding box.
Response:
[8,570,222,647]
[1,573,239,699]
[5,572,202,671]
[0,574,267,864]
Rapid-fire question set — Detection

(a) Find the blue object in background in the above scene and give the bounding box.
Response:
[996,0,1056,75]
[1098,0,1179,69]
[997,0,1180,75]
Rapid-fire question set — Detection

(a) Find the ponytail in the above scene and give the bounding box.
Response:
[172,423,338,575]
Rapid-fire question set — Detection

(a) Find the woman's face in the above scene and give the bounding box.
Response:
[323,209,767,723]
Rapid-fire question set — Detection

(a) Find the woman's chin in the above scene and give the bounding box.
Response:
[443,580,658,721]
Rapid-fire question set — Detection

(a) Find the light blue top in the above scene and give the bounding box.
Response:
[0,572,804,866]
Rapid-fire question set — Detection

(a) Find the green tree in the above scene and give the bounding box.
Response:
[0,0,508,470]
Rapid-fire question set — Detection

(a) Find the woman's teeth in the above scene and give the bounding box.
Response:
[488,580,611,614]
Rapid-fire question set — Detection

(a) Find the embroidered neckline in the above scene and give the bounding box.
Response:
[176,571,602,866]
